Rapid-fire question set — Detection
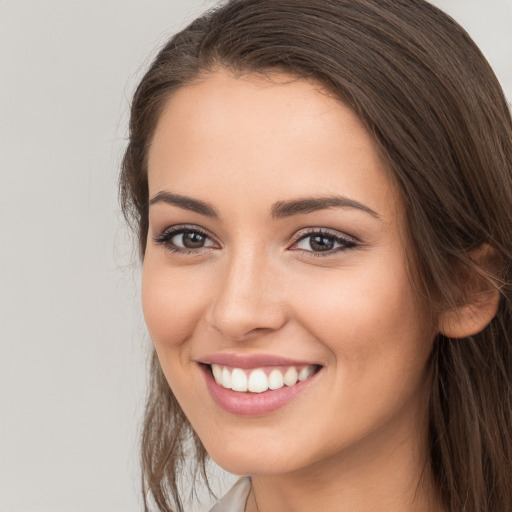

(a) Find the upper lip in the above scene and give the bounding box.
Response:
[197,353,320,369]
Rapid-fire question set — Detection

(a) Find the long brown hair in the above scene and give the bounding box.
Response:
[120,1,512,511]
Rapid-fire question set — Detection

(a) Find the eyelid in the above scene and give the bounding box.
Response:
[154,223,212,240]
[153,224,220,252]
[153,224,358,257]
[291,227,358,243]
[289,227,359,255]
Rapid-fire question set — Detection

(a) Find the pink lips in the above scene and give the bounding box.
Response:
[197,353,321,416]
[199,352,317,368]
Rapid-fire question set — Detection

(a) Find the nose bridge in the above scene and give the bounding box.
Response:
[209,242,286,340]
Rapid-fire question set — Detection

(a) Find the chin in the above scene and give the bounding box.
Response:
[210,452,297,477]
[203,434,303,477]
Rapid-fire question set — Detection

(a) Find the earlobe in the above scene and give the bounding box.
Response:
[437,245,502,339]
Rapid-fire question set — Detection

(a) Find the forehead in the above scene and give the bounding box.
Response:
[147,70,399,221]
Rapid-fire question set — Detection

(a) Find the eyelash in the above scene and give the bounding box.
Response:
[153,225,214,255]
[153,225,358,257]
[291,228,358,257]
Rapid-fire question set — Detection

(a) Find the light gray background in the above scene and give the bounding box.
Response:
[0,1,510,511]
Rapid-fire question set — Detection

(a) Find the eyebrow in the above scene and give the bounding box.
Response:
[149,191,219,217]
[270,195,380,219]
[149,191,379,219]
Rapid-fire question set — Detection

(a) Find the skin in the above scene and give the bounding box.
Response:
[142,70,444,512]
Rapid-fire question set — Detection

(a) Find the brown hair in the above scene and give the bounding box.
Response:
[120,1,512,511]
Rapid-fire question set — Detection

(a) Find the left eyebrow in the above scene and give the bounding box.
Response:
[270,195,380,219]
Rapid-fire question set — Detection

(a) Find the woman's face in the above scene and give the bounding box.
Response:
[143,70,436,476]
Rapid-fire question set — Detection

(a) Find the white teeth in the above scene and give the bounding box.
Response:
[248,369,269,393]
[212,364,223,383]
[283,367,299,386]
[268,369,284,390]
[231,368,248,392]
[210,364,317,393]
[298,366,314,381]
[221,367,232,389]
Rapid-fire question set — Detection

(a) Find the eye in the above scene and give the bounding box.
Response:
[153,226,217,254]
[290,229,357,256]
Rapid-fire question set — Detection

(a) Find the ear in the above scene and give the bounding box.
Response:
[437,245,501,339]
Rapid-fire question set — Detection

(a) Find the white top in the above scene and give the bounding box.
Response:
[209,477,251,512]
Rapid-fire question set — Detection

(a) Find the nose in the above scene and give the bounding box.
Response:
[207,247,288,341]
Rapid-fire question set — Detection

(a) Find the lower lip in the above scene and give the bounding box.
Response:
[200,364,320,416]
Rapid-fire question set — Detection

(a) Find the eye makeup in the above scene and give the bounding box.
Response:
[289,227,358,257]
[153,224,359,257]
[153,224,218,255]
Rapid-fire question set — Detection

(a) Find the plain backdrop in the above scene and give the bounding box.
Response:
[0,1,510,511]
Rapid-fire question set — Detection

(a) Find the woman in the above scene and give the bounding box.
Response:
[120,1,512,511]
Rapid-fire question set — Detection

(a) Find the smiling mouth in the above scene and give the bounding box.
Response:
[205,363,322,393]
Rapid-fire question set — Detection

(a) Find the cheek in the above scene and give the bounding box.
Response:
[287,259,434,445]
[141,253,207,352]
[290,255,433,366]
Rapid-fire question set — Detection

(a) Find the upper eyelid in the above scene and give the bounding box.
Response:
[153,226,219,254]
[156,224,216,239]
[156,225,354,239]
[153,224,358,250]
[291,227,358,243]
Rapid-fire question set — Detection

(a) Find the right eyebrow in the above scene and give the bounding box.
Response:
[149,191,219,218]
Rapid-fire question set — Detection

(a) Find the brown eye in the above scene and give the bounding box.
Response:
[173,231,208,249]
[292,229,358,255]
[309,235,335,252]
[153,226,216,254]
